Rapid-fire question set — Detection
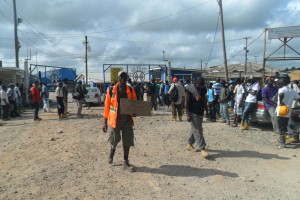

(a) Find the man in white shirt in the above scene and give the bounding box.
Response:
[55,82,65,119]
[232,78,244,127]
[241,76,260,130]
[276,77,300,148]
[0,85,10,121]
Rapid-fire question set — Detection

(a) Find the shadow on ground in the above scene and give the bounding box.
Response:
[136,164,238,178]
[206,149,290,161]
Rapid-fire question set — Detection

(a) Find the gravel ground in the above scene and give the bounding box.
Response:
[0,102,299,200]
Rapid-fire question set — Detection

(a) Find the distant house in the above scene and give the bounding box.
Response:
[0,67,25,85]
[204,63,279,80]
[76,72,103,85]
[170,68,204,83]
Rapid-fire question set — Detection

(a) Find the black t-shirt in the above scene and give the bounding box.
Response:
[188,86,207,116]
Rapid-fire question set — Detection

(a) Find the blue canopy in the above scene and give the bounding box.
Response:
[40,68,77,83]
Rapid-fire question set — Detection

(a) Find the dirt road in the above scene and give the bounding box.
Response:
[0,102,299,200]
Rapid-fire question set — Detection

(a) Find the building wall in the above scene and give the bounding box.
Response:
[0,69,24,85]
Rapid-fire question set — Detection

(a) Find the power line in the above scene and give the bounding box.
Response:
[216,31,264,66]
[206,11,220,66]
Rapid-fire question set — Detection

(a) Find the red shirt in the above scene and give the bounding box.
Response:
[31,87,41,103]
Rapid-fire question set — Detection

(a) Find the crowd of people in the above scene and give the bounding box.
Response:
[1,71,299,171]
[0,82,24,121]
[101,71,300,172]
[0,79,90,123]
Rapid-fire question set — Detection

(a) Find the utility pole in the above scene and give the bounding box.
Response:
[201,59,203,70]
[254,55,258,64]
[163,50,171,82]
[217,0,229,81]
[262,29,267,88]
[84,36,88,85]
[13,0,19,68]
[244,37,251,75]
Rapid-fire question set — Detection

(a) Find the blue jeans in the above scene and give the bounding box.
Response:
[242,102,256,123]
[220,102,229,121]
[42,97,50,112]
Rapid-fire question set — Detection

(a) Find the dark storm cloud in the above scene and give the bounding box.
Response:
[1,0,300,71]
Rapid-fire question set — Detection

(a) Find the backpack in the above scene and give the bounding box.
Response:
[72,85,86,100]
[72,91,80,100]
[169,85,179,102]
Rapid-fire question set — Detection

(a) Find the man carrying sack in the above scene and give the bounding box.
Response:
[102,71,137,172]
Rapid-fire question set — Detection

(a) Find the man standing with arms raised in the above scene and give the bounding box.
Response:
[102,71,137,172]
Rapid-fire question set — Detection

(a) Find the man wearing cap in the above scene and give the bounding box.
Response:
[103,71,137,172]
[168,76,185,121]
[241,76,260,130]
[276,77,300,147]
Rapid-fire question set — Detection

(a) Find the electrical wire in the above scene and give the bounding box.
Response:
[216,31,265,66]
[206,11,220,66]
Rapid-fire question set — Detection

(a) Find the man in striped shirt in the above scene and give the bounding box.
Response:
[212,78,222,116]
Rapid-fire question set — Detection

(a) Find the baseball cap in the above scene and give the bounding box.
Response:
[118,71,128,77]
[172,77,179,83]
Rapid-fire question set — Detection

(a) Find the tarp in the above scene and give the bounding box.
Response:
[41,68,77,83]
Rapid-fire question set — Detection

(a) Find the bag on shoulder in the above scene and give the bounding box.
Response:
[72,91,80,100]
[83,87,88,95]
[169,85,179,102]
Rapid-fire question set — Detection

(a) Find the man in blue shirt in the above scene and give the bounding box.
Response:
[207,82,217,122]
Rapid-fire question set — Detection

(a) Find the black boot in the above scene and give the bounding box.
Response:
[108,148,115,164]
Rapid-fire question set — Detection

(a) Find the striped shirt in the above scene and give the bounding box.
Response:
[212,82,222,96]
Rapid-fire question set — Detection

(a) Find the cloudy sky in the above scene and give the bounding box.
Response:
[1,0,300,74]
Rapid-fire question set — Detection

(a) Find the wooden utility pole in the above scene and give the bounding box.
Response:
[244,37,251,75]
[262,29,267,87]
[217,0,228,81]
[13,0,19,68]
[201,59,203,70]
[85,36,88,85]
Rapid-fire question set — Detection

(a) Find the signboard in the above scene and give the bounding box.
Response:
[120,99,151,116]
[133,70,145,82]
[268,26,300,39]
[110,67,123,83]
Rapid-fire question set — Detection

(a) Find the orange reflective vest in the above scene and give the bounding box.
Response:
[103,82,137,128]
